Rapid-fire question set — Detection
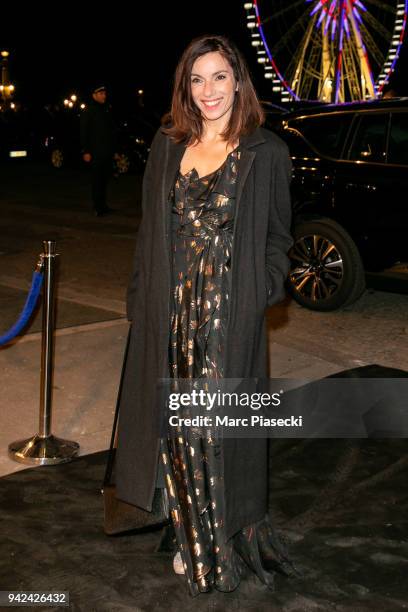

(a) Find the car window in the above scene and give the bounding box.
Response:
[348,113,388,163]
[288,114,353,158]
[388,113,408,166]
[279,129,313,158]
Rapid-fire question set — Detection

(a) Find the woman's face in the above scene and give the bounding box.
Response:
[190,51,238,123]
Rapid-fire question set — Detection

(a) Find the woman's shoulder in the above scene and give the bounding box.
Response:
[146,125,173,160]
[257,126,290,154]
[241,125,289,157]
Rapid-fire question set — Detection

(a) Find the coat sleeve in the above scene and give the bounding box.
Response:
[265,141,294,306]
[126,127,163,321]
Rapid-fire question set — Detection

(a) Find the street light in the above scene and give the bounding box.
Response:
[0,50,15,110]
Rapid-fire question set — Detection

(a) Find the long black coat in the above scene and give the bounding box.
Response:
[114,124,293,541]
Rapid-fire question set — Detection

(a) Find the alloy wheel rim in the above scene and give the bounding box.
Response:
[289,233,344,302]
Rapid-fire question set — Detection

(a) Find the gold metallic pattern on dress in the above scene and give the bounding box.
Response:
[159,148,298,596]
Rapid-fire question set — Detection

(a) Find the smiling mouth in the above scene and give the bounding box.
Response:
[202,99,222,108]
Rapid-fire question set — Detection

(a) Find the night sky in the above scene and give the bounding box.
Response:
[2,2,407,115]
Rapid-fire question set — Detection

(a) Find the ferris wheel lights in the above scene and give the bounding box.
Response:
[353,7,363,24]
[251,40,261,46]
[251,0,406,103]
[264,73,273,79]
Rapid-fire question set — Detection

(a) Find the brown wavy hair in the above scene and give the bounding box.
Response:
[161,35,265,145]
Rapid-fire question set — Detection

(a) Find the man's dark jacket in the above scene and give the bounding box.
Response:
[80,100,116,159]
[113,124,294,541]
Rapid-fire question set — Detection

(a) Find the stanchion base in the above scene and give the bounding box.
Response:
[8,434,80,465]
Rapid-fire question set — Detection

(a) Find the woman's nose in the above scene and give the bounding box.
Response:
[203,80,215,97]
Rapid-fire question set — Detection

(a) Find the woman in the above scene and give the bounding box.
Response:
[113,35,298,596]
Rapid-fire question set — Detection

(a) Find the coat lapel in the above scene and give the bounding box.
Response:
[160,136,187,280]
[236,127,265,208]
[163,136,187,203]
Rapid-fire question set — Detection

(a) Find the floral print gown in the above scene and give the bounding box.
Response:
[159,147,298,596]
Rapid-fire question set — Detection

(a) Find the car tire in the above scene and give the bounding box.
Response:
[50,148,64,168]
[288,217,366,311]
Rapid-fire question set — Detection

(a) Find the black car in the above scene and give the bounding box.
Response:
[274,98,408,311]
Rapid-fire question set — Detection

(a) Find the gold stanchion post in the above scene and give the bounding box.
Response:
[8,240,80,464]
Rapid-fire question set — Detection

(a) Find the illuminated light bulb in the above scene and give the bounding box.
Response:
[70,94,77,102]
[68,101,74,108]
[9,84,15,92]
[64,99,69,106]
[10,102,15,109]
[138,89,143,95]
[80,103,86,109]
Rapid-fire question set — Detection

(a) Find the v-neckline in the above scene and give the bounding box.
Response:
[179,145,240,181]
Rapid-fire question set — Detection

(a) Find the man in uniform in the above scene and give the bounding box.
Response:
[80,85,117,216]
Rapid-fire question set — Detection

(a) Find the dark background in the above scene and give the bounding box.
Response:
[2,3,261,115]
[2,2,408,116]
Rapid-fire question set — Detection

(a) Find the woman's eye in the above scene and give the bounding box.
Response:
[191,78,202,84]
[216,74,227,80]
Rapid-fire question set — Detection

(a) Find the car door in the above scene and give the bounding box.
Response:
[333,111,393,269]
[384,110,408,262]
[283,112,354,217]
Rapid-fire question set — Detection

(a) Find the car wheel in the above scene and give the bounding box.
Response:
[51,148,64,168]
[288,218,366,311]
[114,153,131,174]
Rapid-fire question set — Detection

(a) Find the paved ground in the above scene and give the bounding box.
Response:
[1,160,407,477]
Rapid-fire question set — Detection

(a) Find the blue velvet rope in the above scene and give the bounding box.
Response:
[0,271,44,346]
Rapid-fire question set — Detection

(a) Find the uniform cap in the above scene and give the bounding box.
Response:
[92,84,107,94]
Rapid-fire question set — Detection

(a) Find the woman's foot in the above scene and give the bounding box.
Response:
[173,551,185,575]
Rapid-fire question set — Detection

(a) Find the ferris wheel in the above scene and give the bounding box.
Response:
[244,0,407,102]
